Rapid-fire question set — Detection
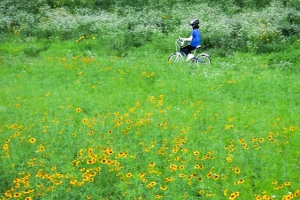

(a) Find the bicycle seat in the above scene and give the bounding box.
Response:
[196,45,201,49]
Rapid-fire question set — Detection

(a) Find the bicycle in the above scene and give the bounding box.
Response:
[168,38,211,69]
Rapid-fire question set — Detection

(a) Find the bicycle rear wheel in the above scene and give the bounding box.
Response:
[187,57,199,69]
[197,54,211,67]
[168,53,183,69]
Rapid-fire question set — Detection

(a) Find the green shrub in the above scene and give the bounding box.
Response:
[267,42,300,73]
[23,45,41,57]
[0,0,299,55]
[23,40,51,57]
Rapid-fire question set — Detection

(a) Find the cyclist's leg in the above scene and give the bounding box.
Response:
[185,45,196,60]
[187,45,196,54]
[180,45,190,57]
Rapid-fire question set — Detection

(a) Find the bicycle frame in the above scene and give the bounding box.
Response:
[175,38,200,57]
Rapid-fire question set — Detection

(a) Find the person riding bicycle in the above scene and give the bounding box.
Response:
[179,19,201,61]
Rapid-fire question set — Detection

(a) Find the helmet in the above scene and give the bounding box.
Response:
[190,19,199,26]
[190,19,199,29]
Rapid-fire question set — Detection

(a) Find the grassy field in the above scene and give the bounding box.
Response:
[1,37,300,200]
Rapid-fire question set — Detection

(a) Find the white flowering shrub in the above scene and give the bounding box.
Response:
[0,0,45,36]
[0,2,36,35]
[0,0,299,55]
[37,6,80,39]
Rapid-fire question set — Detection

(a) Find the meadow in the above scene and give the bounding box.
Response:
[1,35,300,200]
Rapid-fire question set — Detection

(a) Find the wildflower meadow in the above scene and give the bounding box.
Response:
[1,37,300,200]
[1,0,300,199]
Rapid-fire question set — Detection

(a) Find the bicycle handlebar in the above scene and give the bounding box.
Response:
[177,38,185,46]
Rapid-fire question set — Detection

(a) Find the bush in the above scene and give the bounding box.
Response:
[0,0,299,55]
[267,42,300,73]
[23,43,50,57]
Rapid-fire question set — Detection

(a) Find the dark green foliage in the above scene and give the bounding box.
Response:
[205,0,273,14]
[232,0,272,9]
[283,0,300,10]
[94,0,115,11]
[23,43,51,57]
[46,0,95,9]
[280,12,300,38]
[0,0,42,14]
[113,0,180,12]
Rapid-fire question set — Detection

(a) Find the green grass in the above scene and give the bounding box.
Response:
[1,37,300,200]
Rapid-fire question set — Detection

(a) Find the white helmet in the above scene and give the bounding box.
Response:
[190,19,199,26]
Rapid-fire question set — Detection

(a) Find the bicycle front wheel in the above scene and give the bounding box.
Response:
[197,54,211,67]
[168,53,183,69]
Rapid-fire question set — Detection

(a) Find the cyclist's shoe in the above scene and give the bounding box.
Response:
[186,54,194,61]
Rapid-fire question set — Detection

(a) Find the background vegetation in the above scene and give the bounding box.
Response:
[0,0,300,55]
[1,0,300,200]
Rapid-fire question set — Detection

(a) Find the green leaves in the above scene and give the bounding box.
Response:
[1,0,299,55]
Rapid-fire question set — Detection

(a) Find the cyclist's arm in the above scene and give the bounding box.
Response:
[181,35,193,42]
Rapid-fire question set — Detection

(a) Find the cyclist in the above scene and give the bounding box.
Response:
[179,19,201,61]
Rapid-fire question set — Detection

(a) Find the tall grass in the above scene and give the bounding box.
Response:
[1,38,300,199]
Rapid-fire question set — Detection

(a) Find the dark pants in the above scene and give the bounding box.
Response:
[180,45,196,56]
